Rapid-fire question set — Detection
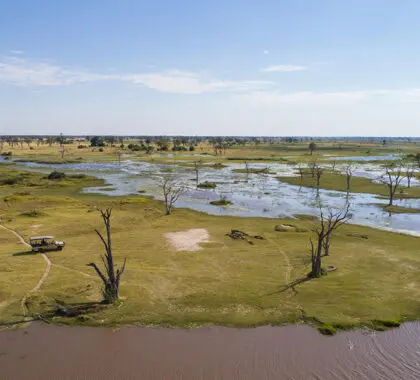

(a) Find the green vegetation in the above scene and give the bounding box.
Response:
[317,324,336,336]
[278,169,420,199]
[380,205,420,214]
[232,167,273,174]
[209,199,232,206]
[0,164,419,332]
[197,181,217,189]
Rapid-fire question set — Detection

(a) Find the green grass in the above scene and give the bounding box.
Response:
[278,170,420,199]
[1,156,420,332]
[380,205,420,214]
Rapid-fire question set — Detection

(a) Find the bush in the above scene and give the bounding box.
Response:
[48,171,66,180]
[197,181,217,189]
[20,209,45,217]
[318,325,336,336]
[98,147,104,152]
[1,177,20,185]
[373,319,401,328]
[1,152,12,157]
[77,145,87,149]
[172,145,187,152]
[210,199,232,206]
[189,145,195,151]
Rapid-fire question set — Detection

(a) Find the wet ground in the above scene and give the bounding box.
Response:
[1,322,419,380]
[9,158,420,235]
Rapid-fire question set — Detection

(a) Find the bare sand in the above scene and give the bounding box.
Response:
[165,228,209,251]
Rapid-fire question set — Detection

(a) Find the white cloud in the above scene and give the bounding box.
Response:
[123,70,271,94]
[240,89,390,106]
[10,50,24,55]
[0,57,271,94]
[0,57,110,86]
[263,50,269,55]
[261,64,307,72]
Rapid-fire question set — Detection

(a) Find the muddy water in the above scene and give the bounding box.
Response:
[1,323,420,380]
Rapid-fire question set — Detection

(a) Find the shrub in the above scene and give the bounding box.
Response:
[20,209,45,217]
[48,171,66,180]
[1,152,12,157]
[197,181,217,189]
[373,319,401,328]
[1,177,20,185]
[98,147,104,152]
[318,325,336,335]
[210,199,232,206]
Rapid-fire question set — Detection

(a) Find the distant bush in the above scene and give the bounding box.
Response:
[172,145,187,152]
[48,171,66,180]
[20,209,45,217]
[77,145,87,149]
[1,152,12,157]
[189,145,195,151]
[210,199,232,206]
[197,181,217,189]
[0,177,19,185]
[98,147,104,152]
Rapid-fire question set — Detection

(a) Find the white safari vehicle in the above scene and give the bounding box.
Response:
[30,236,65,253]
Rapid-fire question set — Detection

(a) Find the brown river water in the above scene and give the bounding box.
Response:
[1,322,420,380]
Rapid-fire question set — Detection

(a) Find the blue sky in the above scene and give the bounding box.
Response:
[1,0,420,136]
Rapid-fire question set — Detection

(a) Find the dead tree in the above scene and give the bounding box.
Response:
[193,161,202,186]
[308,161,317,178]
[344,164,353,193]
[161,175,185,215]
[87,208,126,303]
[379,164,405,206]
[315,165,323,188]
[406,166,415,188]
[296,163,305,186]
[309,204,351,278]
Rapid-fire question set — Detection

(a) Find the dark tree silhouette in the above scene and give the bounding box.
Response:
[161,175,185,215]
[87,208,126,303]
[344,164,353,193]
[308,142,316,155]
[309,204,351,278]
[379,164,405,206]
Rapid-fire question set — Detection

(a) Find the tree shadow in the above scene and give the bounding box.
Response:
[12,251,38,257]
[261,276,312,297]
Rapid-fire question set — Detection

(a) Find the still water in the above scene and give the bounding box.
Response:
[1,322,419,380]
[10,159,420,235]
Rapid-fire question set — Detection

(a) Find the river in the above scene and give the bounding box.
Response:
[1,322,420,379]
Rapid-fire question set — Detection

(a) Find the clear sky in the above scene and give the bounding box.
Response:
[1,0,419,136]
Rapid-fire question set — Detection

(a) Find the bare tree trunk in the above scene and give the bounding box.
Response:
[87,208,126,303]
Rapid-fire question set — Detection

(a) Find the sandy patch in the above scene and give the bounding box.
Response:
[165,229,210,252]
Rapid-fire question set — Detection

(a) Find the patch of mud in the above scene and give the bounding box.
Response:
[165,229,209,251]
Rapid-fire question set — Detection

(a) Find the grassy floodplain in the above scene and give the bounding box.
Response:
[0,157,419,334]
[277,169,420,200]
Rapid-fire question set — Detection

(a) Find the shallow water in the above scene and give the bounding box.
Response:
[8,159,420,235]
[330,154,399,161]
[1,322,419,379]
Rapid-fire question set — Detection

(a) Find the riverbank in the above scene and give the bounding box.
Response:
[1,165,419,333]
